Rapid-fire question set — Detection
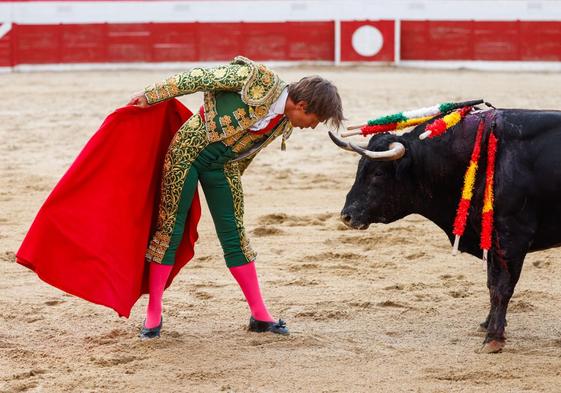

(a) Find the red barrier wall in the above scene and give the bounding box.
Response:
[5,22,335,66]
[0,29,12,67]
[401,20,561,61]
[2,19,561,68]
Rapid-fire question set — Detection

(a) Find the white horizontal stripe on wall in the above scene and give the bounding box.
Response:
[1,1,560,24]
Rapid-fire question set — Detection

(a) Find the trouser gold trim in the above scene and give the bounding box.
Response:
[146,114,208,263]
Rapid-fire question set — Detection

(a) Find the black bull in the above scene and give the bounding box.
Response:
[330,109,561,353]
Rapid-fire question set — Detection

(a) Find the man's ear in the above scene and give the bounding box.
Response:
[296,101,308,111]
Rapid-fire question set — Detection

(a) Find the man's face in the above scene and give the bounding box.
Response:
[286,101,321,129]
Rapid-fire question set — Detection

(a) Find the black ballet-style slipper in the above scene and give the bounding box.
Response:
[248,316,289,335]
[139,317,163,340]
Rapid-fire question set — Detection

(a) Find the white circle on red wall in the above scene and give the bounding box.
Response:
[351,25,384,57]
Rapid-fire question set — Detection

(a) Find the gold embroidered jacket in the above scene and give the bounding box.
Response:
[144,56,293,162]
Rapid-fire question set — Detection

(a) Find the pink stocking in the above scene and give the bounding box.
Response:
[229,261,274,322]
[145,262,173,328]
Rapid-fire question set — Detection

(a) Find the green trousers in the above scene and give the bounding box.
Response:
[146,113,255,266]
[159,141,255,267]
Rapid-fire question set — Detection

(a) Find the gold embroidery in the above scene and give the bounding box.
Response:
[233,108,252,130]
[187,115,201,128]
[234,56,285,107]
[236,66,250,78]
[230,119,291,162]
[222,135,237,146]
[204,92,219,140]
[219,115,232,126]
[250,85,265,99]
[232,122,289,176]
[254,105,267,117]
[213,68,227,78]
[145,57,286,145]
[261,73,271,85]
[146,232,171,262]
[239,117,252,129]
[230,132,262,153]
[146,113,209,263]
[144,90,159,104]
[219,115,237,137]
[190,68,204,77]
[223,163,256,261]
[145,62,252,104]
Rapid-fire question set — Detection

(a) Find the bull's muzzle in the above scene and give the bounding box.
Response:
[341,212,352,225]
[340,212,369,230]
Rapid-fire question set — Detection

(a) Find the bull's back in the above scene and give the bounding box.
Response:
[497,109,561,251]
[498,109,561,140]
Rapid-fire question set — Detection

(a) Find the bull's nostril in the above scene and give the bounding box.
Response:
[340,213,351,224]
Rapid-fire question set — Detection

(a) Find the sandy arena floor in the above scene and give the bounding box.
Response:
[2,65,561,392]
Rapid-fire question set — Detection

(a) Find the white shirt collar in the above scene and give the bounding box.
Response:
[271,87,288,115]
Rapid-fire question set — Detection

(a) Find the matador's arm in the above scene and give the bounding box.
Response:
[144,64,251,104]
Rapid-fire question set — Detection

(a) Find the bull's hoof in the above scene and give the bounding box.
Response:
[476,340,505,354]
[477,323,487,333]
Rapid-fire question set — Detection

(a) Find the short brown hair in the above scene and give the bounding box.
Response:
[288,76,344,129]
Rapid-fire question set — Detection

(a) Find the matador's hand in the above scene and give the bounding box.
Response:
[127,92,149,108]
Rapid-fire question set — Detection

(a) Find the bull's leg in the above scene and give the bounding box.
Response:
[478,312,506,333]
[478,313,491,332]
[479,236,530,353]
[477,182,537,352]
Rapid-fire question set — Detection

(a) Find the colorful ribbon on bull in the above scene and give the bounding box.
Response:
[481,132,498,261]
[451,118,498,261]
[343,99,484,138]
[418,106,473,139]
[345,98,498,262]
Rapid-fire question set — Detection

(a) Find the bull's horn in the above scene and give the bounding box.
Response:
[349,141,406,161]
[328,131,368,152]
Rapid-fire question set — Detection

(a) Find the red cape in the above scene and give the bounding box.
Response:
[16,99,201,318]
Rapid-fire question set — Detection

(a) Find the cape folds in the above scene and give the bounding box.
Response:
[16,99,200,318]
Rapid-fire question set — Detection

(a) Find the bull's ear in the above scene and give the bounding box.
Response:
[393,141,411,181]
